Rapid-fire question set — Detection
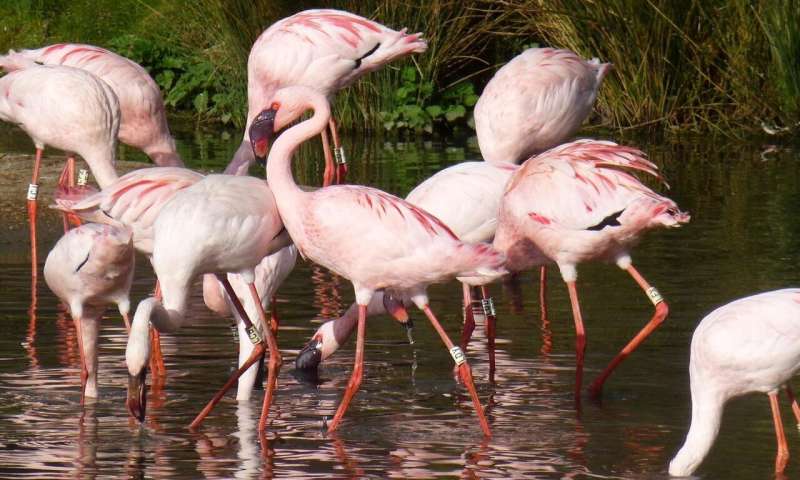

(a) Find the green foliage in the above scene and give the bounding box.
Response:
[379,66,478,133]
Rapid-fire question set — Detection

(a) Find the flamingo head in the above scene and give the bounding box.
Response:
[249,108,277,166]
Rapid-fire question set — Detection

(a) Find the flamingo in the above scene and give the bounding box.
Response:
[1,43,183,166]
[251,85,506,437]
[226,9,427,185]
[473,47,611,165]
[0,64,120,279]
[296,161,517,373]
[669,289,800,476]
[491,139,689,400]
[43,223,135,401]
[124,174,288,429]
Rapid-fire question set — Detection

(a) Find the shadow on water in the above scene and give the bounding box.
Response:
[1,119,799,478]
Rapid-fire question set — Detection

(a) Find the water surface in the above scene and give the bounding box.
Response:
[1,123,799,478]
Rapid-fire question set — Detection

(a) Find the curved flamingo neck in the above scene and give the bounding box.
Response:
[83,151,119,189]
[266,93,331,207]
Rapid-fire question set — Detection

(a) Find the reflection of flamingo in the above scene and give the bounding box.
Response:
[670,289,800,477]
[43,223,135,400]
[0,65,120,279]
[125,175,286,431]
[296,161,516,375]
[226,9,426,185]
[1,43,183,166]
[492,140,689,400]
[474,48,610,164]
[252,86,505,437]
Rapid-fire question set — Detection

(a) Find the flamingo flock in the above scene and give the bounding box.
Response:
[1,6,795,478]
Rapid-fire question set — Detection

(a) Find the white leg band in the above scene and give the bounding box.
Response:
[27,183,39,201]
[449,346,466,365]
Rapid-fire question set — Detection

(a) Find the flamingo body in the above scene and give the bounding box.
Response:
[44,223,135,397]
[474,48,610,164]
[228,9,426,174]
[1,44,182,166]
[670,289,800,477]
[0,64,120,188]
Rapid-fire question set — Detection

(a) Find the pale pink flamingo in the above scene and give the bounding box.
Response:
[252,85,506,437]
[0,64,120,279]
[43,223,135,401]
[226,9,426,185]
[124,174,288,429]
[296,161,517,374]
[492,139,689,399]
[1,43,183,166]
[474,47,610,164]
[670,289,800,476]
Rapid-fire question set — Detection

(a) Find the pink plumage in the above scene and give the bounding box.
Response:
[474,48,610,164]
[1,43,182,166]
[227,9,427,176]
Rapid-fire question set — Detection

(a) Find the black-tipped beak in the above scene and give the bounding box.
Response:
[127,369,148,423]
[404,317,415,345]
[249,108,278,167]
[295,339,323,372]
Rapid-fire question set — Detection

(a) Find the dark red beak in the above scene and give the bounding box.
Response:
[249,108,278,167]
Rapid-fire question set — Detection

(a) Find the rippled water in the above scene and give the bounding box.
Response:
[1,123,799,479]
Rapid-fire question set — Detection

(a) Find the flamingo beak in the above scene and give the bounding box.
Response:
[384,295,413,344]
[126,369,148,423]
[249,108,278,167]
[295,337,323,372]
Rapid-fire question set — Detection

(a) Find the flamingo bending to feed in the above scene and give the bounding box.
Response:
[670,289,800,477]
[474,47,610,165]
[0,64,120,278]
[125,174,289,430]
[226,9,426,185]
[1,43,183,166]
[491,139,689,399]
[296,161,516,373]
[251,86,506,437]
[43,223,135,401]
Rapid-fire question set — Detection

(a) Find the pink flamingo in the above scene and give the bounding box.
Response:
[1,43,183,166]
[670,289,800,476]
[124,174,288,428]
[226,9,426,185]
[251,86,506,437]
[0,64,120,279]
[43,223,135,401]
[492,139,689,399]
[474,47,611,164]
[296,161,517,372]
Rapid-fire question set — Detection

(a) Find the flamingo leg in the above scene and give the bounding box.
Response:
[269,295,279,337]
[149,282,166,376]
[770,391,790,473]
[189,275,267,430]
[423,304,491,438]
[588,265,669,398]
[539,266,548,324]
[72,315,87,404]
[122,312,131,335]
[784,385,800,429]
[328,304,367,433]
[329,118,347,184]
[460,283,476,351]
[57,156,77,232]
[28,147,43,280]
[321,129,335,187]
[248,284,282,432]
[565,281,586,403]
[480,285,496,384]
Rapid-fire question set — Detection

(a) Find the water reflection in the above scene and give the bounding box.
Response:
[1,122,799,478]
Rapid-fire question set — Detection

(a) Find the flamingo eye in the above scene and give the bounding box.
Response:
[270,102,280,110]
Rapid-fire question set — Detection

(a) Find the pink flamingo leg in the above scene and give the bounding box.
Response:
[57,156,77,232]
[423,305,492,438]
[480,285,496,384]
[269,295,279,337]
[328,304,367,433]
[190,276,268,430]
[28,148,43,280]
[588,265,669,398]
[785,386,800,427]
[249,284,282,432]
[770,391,790,473]
[566,281,586,403]
[329,118,347,184]
[149,282,166,377]
[539,266,548,324]
[460,283,476,351]
[72,315,88,404]
[320,129,335,187]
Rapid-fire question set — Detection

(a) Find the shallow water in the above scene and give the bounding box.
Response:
[1,123,799,479]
